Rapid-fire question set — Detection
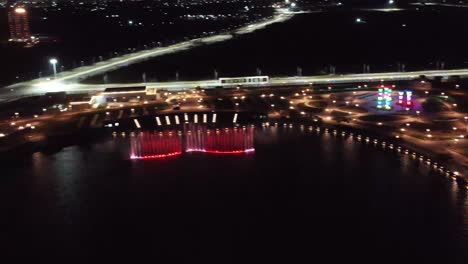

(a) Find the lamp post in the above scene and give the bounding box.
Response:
[49,58,58,79]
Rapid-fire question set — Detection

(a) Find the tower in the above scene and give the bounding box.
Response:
[8,5,31,42]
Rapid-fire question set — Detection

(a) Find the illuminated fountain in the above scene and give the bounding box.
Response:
[186,126,255,154]
[130,125,255,159]
[130,131,183,159]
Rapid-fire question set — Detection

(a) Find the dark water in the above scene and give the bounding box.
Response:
[84,7,468,84]
[0,126,466,262]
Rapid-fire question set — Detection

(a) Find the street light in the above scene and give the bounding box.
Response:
[49,58,58,79]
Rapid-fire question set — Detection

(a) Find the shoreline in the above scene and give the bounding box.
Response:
[1,113,466,191]
[315,122,468,187]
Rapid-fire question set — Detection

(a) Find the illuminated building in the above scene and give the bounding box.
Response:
[398,90,413,107]
[405,91,413,106]
[377,86,392,110]
[8,6,31,42]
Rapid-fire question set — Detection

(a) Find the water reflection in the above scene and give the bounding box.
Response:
[1,121,465,261]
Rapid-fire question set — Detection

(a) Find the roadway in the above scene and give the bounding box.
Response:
[411,2,468,8]
[1,10,296,100]
[2,68,466,98]
[1,5,468,100]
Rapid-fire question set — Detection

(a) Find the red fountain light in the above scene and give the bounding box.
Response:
[186,125,255,155]
[130,131,183,160]
[130,126,255,159]
[131,152,182,160]
[186,148,255,154]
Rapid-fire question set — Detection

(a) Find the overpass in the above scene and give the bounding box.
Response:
[0,68,466,99]
[1,5,467,99]
[411,2,468,8]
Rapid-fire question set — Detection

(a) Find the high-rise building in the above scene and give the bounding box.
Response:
[8,5,31,42]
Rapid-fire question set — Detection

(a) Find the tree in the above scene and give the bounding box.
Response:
[422,96,445,113]
[331,111,350,123]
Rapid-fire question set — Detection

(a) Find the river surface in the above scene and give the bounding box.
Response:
[0,126,466,262]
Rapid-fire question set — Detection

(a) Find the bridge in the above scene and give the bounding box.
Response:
[1,5,467,100]
[1,68,467,100]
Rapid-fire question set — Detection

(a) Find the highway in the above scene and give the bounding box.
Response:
[1,10,295,100]
[1,68,467,99]
[1,5,468,100]
[411,2,468,8]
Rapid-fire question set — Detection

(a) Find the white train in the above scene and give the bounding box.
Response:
[219,76,270,86]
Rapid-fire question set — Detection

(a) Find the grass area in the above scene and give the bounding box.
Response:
[330,110,351,123]
[359,115,405,122]
[306,100,328,108]
[296,103,324,114]
[422,96,449,113]
[339,106,368,114]
[408,121,455,132]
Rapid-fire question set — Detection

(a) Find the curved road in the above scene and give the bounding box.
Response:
[1,10,295,100]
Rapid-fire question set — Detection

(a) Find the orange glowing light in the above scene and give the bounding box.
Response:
[15,8,26,14]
